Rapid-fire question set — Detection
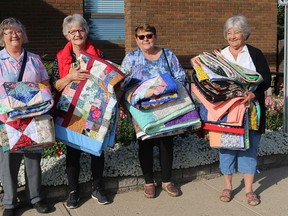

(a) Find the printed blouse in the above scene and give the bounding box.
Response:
[121,48,186,89]
[0,48,48,85]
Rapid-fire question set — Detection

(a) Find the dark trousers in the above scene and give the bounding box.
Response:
[138,136,174,184]
[0,152,42,209]
[66,146,104,192]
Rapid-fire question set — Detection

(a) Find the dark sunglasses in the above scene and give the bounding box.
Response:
[137,34,154,40]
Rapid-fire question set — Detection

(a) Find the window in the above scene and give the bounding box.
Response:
[84,0,125,41]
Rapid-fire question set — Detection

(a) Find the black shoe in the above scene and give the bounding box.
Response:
[65,190,80,209]
[33,200,50,214]
[3,208,17,216]
[91,188,109,205]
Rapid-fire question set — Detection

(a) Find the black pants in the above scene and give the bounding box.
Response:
[138,136,174,184]
[66,146,104,192]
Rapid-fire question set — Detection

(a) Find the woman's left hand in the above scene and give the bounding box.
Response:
[241,92,255,108]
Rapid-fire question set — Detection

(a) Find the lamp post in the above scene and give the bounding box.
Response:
[279,0,288,133]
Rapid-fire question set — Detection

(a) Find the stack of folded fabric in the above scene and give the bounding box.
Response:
[54,52,129,156]
[124,73,201,140]
[191,50,262,150]
[0,82,55,152]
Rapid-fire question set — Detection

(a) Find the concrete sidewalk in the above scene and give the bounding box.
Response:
[2,165,288,216]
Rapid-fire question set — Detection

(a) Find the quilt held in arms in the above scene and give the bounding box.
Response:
[54,52,128,156]
[124,73,179,109]
[125,81,201,140]
[0,82,55,152]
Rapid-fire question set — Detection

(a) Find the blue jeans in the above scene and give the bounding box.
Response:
[219,130,261,175]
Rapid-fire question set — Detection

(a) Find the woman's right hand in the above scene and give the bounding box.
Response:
[68,64,89,82]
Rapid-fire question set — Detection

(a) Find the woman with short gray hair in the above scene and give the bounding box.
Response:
[62,13,89,39]
[50,13,109,209]
[0,17,51,215]
[218,15,271,206]
[223,15,251,41]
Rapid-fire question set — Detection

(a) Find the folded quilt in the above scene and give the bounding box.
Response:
[208,111,250,150]
[132,118,188,140]
[213,50,263,86]
[0,114,55,152]
[192,84,246,126]
[126,81,201,135]
[203,122,245,134]
[124,73,179,109]
[0,82,54,120]
[54,52,128,156]
[194,51,263,90]
[192,71,245,102]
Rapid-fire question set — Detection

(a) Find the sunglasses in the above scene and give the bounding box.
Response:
[137,34,154,40]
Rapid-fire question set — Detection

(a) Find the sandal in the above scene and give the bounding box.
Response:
[144,184,155,198]
[246,192,260,206]
[219,189,232,202]
[162,182,179,197]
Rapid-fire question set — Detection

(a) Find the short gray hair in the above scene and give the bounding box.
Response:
[62,14,89,39]
[223,15,251,41]
[0,17,28,47]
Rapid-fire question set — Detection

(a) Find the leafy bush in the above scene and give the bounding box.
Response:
[265,90,284,131]
[42,58,54,77]
[115,106,136,146]
[42,140,66,158]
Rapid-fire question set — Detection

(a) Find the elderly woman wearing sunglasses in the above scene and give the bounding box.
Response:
[121,24,187,199]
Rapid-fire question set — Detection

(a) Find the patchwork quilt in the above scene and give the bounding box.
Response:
[0,82,55,152]
[125,81,201,137]
[0,82,54,119]
[208,111,250,150]
[124,73,179,109]
[195,51,263,89]
[54,52,128,156]
[0,114,55,152]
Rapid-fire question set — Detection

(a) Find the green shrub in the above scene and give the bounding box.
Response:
[115,107,136,146]
[42,140,67,158]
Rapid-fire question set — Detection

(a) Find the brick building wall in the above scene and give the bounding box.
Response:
[124,0,278,70]
[0,0,124,63]
[0,0,277,70]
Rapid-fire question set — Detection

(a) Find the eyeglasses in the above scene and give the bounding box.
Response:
[3,30,22,36]
[68,29,86,35]
[137,34,153,40]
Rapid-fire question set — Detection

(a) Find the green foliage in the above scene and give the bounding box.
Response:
[42,140,67,158]
[116,116,136,146]
[42,58,54,77]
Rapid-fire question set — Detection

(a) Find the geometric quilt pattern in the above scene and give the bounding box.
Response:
[54,52,129,150]
[0,114,55,152]
[0,82,54,119]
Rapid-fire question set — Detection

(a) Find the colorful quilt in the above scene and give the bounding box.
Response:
[192,71,246,103]
[193,84,246,126]
[0,114,55,152]
[0,82,54,120]
[125,81,201,136]
[54,52,128,156]
[195,51,263,89]
[0,82,55,152]
[208,111,250,150]
[124,73,179,109]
